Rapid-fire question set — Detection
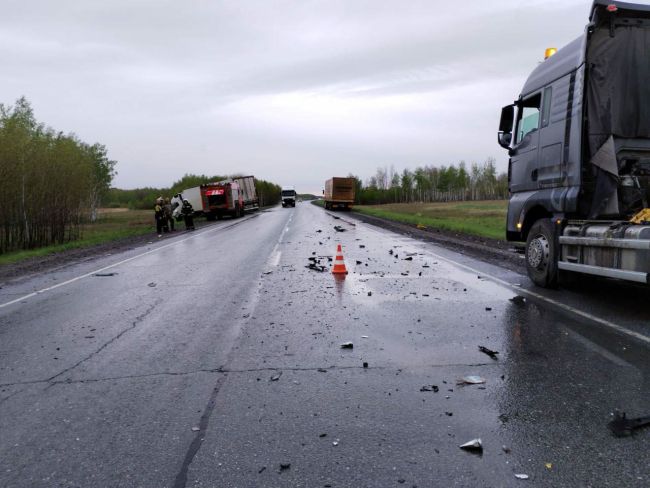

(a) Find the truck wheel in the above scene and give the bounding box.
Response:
[525,218,558,288]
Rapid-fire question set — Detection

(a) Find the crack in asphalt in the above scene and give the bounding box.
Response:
[44,300,160,385]
[0,362,498,388]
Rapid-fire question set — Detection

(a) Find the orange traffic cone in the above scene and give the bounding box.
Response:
[332,244,348,275]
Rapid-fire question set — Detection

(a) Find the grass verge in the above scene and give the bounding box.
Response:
[353,201,507,240]
[0,209,156,266]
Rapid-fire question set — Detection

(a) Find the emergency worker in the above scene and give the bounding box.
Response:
[163,197,175,232]
[181,199,195,230]
[154,197,165,237]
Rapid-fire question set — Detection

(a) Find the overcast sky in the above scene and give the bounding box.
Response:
[0,0,613,193]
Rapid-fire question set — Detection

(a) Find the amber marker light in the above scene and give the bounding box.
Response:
[544,47,558,59]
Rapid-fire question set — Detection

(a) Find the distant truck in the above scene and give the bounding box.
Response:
[324,177,355,211]
[281,187,296,207]
[172,175,259,220]
[498,0,650,287]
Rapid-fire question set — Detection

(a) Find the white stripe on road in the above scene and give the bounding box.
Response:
[0,219,249,310]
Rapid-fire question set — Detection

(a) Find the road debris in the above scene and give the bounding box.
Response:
[478,346,499,360]
[459,438,483,452]
[191,427,200,432]
[403,256,413,261]
[318,368,328,373]
[270,372,282,381]
[514,474,529,480]
[258,466,266,474]
[420,385,439,392]
[545,463,553,470]
[363,362,368,368]
[389,249,394,255]
[332,440,339,446]
[367,291,372,296]
[334,225,346,232]
[148,282,156,287]
[340,342,353,349]
[510,295,526,305]
[608,410,650,437]
[457,375,486,385]
[319,433,327,438]
[279,463,291,471]
[305,263,327,272]
[356,260,362,265]
[502,445,511,453]
[94,272,117,277]
[361,335,368,338]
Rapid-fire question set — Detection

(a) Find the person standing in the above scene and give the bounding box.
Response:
[154,198,165,237]
[181,199,195,230]
[163,197,175,232]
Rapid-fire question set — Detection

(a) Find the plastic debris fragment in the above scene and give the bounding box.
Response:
[457,375,486,385]
[459,438,482,452]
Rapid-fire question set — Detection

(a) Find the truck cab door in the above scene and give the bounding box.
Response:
[509,93,542,193]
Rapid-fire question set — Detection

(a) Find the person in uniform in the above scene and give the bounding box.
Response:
[181,199,195,230]
[163,197,175,232]
[154,198,165,237]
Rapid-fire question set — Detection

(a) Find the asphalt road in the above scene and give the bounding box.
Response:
[1,203,648,488]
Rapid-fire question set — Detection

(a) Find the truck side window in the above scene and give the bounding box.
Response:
[515,93,541,144]
[541,87,552,127]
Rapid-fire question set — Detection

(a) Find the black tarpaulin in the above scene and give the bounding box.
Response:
[586,21,650,158]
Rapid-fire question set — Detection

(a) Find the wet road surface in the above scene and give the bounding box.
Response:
[0,203,648,487]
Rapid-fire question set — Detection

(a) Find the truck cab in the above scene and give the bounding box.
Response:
[281,187,296,207]
[498,0,650,287]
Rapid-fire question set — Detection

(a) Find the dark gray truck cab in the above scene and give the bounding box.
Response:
[499,0,650,287]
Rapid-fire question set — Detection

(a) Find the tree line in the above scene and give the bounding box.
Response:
[0,97,116,254]
[106,175,282,209]
[351,158,508,205]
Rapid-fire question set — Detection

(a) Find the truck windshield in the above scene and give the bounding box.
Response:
[282,191,295,196]
[515,94,541,144]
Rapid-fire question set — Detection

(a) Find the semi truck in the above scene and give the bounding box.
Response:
[281,187,296,207]
[172,175,259,220]
[324,177,355,210]
[498,0,650,287]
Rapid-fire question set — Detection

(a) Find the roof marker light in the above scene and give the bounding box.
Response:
[544,47,558,59]
[607,4,618,12]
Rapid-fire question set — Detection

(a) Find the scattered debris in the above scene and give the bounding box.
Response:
[545,463,553,470]
[263,271,273,275]
[280,463,291,471]
[478,346,499,360]
[319,433,327,438]
[608,410,650,437]
[514,474,529,480]
[305,263,327,272]
[502,445,511,454]
[356,260,362,265]
[270,372,282,381]
[510,295,526,305]
[340,342,353,349]
[485,307,492,311]
[403,256,413,261]
[359,244,365,248]
[191,427,200,432]
[332,440,339,446]
[416,224,426,230]
[363,362,368,368]
[445,412,453,416]
[459,438,483,453]
[389,249,394,255]
[420,385,439,393]
[457,375,486,385]
[317,368,328,373]
[367,291,372,296]
[334,225,346,232]
[94,272,117,277]
[258,466,266,474]
[316,229,322,233]
[361,335,368,338]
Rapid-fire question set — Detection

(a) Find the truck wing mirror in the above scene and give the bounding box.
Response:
[498,104,515,149]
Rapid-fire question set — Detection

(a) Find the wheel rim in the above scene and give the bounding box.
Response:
[528,233,549,270]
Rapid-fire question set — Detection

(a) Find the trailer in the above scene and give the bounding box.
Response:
[497,0,650,287]
[171,175,259,221]
[324,177,355,211]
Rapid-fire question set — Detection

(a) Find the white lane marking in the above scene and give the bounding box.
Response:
[363,225,650,345]
[0,219,249,310]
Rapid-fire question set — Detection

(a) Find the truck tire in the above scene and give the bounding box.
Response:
[206,213,216,221]
[525,218,559,288]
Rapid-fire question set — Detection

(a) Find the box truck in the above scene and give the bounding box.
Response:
[324,177,355,211]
